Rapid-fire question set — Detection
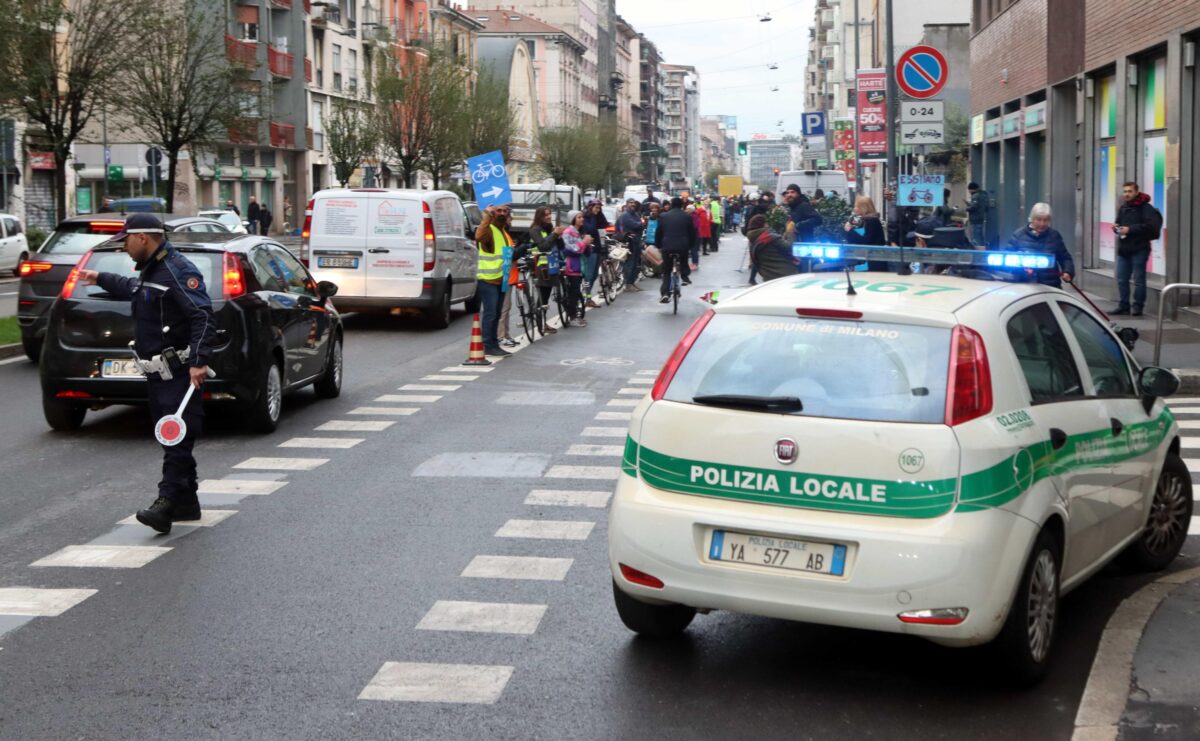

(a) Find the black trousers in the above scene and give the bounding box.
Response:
[147,374,203,504]
[660,251,691,296]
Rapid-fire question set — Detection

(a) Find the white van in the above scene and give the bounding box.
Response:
[304,189,477,328]
[775,170,852,203]
[508,183,582,235]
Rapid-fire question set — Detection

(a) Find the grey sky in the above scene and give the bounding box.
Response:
[617,0,817,139]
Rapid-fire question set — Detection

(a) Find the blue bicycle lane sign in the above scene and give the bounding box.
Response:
[466,150,513,209]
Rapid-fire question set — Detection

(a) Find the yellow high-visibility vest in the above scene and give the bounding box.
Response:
[477,224,511,280]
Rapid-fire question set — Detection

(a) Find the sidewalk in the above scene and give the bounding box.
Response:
[1077,289,1200,390]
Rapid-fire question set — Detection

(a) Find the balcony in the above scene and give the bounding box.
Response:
[269,121,296,149]
[269,0,292,8]
[228,118,261,145]
[268,46,294,79]
[225,35,258,69]
[304,58,313,83]
[610,70,625,88]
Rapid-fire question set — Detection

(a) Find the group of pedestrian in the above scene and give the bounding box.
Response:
[224,195,280,236]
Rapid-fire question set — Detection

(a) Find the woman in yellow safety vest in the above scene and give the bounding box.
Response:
[530,206,563,334]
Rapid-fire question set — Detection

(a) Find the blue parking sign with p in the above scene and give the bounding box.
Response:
[802,112,827,136]
[466,150,513,209]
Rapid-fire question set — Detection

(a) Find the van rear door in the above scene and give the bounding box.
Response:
[365,194,424,299]
[309,195,368,297]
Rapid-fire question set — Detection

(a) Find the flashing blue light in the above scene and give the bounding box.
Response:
[986,254,1003,267]
[1004,254,1020,267]
[823,246,840,259]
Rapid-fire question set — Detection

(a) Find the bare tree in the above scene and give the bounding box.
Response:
[117,1,247,212]
[419,47,471,190]
[325,96,379,188]
[535,127,591,186]
[467,69,517,161]
[0,0,148,221]
[375,57,437,188]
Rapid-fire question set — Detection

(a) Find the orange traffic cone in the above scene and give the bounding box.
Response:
[463,313,492,366]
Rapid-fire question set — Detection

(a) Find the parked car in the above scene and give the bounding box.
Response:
[103,197,168,213]
[304,188,478,328]
[16,214,230,361]
[40,233,343,433]
[0,213,29,276]
[463,202,483,231]
[197,209,250,234]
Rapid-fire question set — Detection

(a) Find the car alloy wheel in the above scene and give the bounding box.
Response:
[1144,463,1190,558]
[266,364,282,423]
[1026,549,1058,664]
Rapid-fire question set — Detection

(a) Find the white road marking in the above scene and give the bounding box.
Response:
[581,426,627,438]
[400,384,461,391]
[1180,437,1200,449]
[198,479,287,495]
[616,388,646,396]
[117,510,236,527]
[495,519,594,541]
[0,356,28,366]
[414,452,549,478]
[524,489,612,508]
[375,394,442,403]
[1167,398,1200,404]
[606,399,640,408]
[422,374,477,382]
[595,411,632,421]
[348,407,419,416]
[627,377,654,385]
[1169,406,1200,413]
[359,662,513,704]
[498,391,595,406]
[1192,516,1200,534]
[31,545,171,569]
[0,588,98,616]
[1185,458,1200,474]
[234,457,329,471]
[545,465,621,480]
[461,555,574,581]
[566,444,624,457]
[316,420,395,432]
[636,370,658,375]
[1174,420,1200,429]
[441,366,494,373]
[416,601,547,635]
[279,437,364,449]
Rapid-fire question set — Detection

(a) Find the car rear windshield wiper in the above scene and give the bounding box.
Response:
[692,394,803,412]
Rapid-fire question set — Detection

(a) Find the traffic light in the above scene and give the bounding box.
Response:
[737,141,747,156]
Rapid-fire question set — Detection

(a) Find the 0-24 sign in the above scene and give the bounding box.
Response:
[901,101,943,123]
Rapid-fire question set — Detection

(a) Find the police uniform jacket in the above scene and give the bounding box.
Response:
[96,241,216,370]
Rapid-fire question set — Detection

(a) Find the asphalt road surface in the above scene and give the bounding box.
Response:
[0,236,1196,740]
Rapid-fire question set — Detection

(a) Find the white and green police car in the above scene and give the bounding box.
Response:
[609,262,1192,683]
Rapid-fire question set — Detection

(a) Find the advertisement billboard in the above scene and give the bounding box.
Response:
[855,69,888,162]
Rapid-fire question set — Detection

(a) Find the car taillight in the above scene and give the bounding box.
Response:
[222,252,246,298]
[651,309,715,401]
[301,198,314,240]
[18,261,53,277]
[60,252,93,298]
[945,325,992,426]
[619,563,665,589]
[422,201,436,271]
[88,220,126,233]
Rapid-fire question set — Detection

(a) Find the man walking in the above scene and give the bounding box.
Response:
[965,182,989,246]
[247,195,261,235]
[1113,180,1163,316]
[76,213,215,533]
[657,197,696,302]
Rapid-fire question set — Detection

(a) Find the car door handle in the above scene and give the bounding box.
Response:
[368,248,390,254]
[1049,428,1068,450]
[1111,418,1124,436]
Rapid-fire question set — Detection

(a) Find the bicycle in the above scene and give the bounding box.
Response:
[512,256,539,344]
[664,253,682,315]
[599,238,627,305]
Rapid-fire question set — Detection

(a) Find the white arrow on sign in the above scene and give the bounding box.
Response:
[482,186,504,199]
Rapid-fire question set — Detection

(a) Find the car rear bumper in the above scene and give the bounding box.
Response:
[330,278,451,312]
[608,472,1037,646]
[41,376,240,405]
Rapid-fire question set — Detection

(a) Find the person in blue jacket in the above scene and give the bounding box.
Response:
[1007,202,1074,288]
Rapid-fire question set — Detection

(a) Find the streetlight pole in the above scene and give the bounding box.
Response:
[884,0,897,219]
[853,0,862,193]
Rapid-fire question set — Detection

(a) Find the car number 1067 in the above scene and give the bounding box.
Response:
[709,530,847,576]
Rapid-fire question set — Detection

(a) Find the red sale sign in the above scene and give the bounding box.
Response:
[856,69,888,162]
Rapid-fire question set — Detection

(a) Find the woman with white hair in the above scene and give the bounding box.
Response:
[1007,202,1074,288]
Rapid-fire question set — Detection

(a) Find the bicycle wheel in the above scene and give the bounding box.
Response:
[532,282,547,336]
[600,263,614,306]
[672,272,680,315]
[516,284,536,344]
[608,261,624,299]
[553,279,569,326]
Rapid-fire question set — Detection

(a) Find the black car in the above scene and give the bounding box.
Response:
[17,213,231,361]
[40,234,343,433]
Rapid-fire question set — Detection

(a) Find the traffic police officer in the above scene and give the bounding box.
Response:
[77,213,216,533]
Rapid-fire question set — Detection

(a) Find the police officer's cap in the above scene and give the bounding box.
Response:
[110,212,165,242]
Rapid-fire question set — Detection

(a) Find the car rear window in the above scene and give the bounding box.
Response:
[71,251,222,300]
[40,221,129,255]
[663,314,952,423]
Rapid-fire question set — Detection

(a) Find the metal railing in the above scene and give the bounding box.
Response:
[1154,283,1200,365]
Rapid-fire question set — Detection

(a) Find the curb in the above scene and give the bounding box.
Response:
[0,342,23,361]
[1072,565,1200,741]
[1174,370,1200,395]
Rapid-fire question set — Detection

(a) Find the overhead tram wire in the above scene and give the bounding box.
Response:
[632,0,806,30]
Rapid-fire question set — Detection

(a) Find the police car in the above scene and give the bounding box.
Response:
[609,246,1192,684]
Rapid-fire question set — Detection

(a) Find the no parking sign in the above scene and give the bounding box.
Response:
[896,46,948,100]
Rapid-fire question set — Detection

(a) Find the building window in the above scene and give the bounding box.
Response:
[348,49,358,93]
[332,45,342,92]
[313,101,325,151]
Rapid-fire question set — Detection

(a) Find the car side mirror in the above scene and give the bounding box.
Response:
[1138,366,1179,398]
[317,280,338,299]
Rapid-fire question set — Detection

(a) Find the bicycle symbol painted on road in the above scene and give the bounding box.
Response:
[470,159,507,185]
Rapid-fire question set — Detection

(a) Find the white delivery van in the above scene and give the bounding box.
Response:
[508,183,582,236]
[775,170,852,203]
[304,189,477,328]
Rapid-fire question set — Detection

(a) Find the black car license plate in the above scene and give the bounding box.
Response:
[318,257,359,269]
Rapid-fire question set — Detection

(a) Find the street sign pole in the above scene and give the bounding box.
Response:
[853,0,862,193]
[884,0,896,223]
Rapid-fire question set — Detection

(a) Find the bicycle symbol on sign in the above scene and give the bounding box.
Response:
[471,159,507,185]
[910,188,934,204]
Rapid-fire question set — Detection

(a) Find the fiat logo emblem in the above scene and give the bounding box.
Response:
[775,438,798,464]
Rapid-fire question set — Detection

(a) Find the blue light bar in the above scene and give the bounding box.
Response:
[793,243,1053,271]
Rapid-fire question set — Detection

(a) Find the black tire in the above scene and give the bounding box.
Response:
[600,265,613,306]
[516,285,535,344]
[22,335,42,363]
[313,336,343,399]
[247,360,283,433]
[43,397,85,431]
[553,281,569,326]
[613,580,696,638]
[672,274,680,316]
[1121,454,1193,571]
[992,528,1061,686]
[425,287,452,329]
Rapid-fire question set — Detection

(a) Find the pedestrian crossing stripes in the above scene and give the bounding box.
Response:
[595,411,632,421]
[627,377,654,385]
[524,489,612,508]
[606,398,641,408]
[1181,437,1200,449]
[581,426,627,438]
[399,384,461,392]
[278,437,364,449]
[0,588,97,616]
[198,479,287,495]
[359,662,514,704]
[422,375,478,382]
[315,420,396,432]
[117,510,236,528]
[495,519,595,541]
[441,366,494,373]
[234,457,329,471]
[348,407,420,416]
[460,555,574,581]
[616,388,646,396]
[544,465,621,480]
[565,444,623,457]
[1175,420,1200,429]
[31,545,171,569]
[416,601,547,635]
[635,370,659,375]
[1168,406,1200,413]
[376,394,443,403]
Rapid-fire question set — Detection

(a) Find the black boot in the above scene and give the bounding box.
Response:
[135,496,201,534]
